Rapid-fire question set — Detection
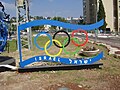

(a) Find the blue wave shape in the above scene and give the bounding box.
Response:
[20,52,104,68]
[18,19,104,31]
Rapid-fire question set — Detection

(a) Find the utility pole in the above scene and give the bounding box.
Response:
[95,3,98,42]
[16,0,32,50]
[92,1,98,42]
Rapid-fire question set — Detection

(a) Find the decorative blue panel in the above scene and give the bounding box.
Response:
[18,19,104,68]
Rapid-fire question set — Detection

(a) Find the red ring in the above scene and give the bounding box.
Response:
[71,29,88,46]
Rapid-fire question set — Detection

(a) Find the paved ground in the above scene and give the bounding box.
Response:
[89,36,120,49]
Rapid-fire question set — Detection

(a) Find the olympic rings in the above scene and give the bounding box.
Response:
[34,29,89,57]
[34,32,52,50]
[44,39,62,57]
[71,29,88,46]
[53,30,70,48]
[63,38,80,56]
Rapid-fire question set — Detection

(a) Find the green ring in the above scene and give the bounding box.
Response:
[63,38,80,56]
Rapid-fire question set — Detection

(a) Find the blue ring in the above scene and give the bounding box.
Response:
[34,32,52,50]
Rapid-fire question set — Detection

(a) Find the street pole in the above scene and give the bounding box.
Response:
[92,3,98,43]
[16,0,32,50]
[25,0,32,50]
[95,3,98,42]
[16,0,19,50]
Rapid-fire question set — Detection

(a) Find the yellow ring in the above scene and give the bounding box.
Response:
[44,39,62,57]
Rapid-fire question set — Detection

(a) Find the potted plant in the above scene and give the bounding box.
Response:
[81,46,99,57]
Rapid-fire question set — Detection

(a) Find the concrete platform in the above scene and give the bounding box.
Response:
[0,56,16,72]
[18,63,103,73]
[0,56,16,65]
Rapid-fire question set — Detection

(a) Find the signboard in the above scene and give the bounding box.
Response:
[18,19,104,68]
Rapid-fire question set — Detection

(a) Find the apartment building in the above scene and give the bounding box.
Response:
[83,0,120,33]
[83,0,97,24]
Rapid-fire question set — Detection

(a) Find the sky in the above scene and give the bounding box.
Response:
[0,0,83,18]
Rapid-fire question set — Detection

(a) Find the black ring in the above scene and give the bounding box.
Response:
[53,30,70,48]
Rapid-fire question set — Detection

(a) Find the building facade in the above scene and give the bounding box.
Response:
[102,0,114,32]
[83,0,120,33]
[83,0,97,24]
[101,0,120,33]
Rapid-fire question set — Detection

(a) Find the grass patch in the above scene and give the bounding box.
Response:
[8,40,17,52]
[98,44,106,47]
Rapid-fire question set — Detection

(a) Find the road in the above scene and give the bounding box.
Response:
[88,36,120,49]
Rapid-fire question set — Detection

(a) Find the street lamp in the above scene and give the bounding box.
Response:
[92,3,98,42]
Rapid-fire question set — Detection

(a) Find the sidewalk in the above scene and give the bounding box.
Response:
[88,33,118,38]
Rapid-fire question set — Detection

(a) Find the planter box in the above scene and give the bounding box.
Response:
[81,49,99,57]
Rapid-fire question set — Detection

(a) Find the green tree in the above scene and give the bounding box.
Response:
[52,16,66,22]
[47,17,51,19]
[32,16,44,31]
[51,16,67,30]
[10,17,16,23]
[97,0,107,30]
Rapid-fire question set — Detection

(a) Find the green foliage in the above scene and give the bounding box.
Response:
[34,16,44,20]
[10,17,17,31]
[8,40,17,52]
[97,0,107,30]
[52,16,67,22]
[50,16,67,30]
[32,25,44,31]
[78,19,85,25]
[10,17,16,23]
[31,16,44,30]
[49,26,56,30]
[11,24,16,31]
